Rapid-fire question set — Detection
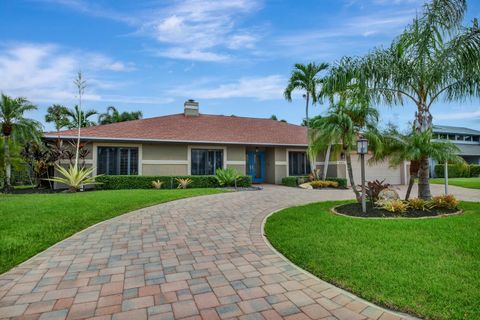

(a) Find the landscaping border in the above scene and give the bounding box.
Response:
[330,204,464,220]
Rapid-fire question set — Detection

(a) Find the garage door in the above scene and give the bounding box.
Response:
[350,154,403,185]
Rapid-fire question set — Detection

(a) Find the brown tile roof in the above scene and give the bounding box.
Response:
[44,113,308,146]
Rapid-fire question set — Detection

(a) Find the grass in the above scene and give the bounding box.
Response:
[430,177,480,189]
[265,201,480,320]
[0,188,224,274]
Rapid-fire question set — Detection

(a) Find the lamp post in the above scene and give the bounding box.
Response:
[357,137,368,213]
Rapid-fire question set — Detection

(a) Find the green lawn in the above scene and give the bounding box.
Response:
[0,188,224,274]
[430,177,480,189]
[265,201,480,320]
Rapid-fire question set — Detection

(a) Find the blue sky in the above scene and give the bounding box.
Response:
[1,0,479,131]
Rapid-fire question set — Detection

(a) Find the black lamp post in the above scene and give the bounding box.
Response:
[357,137,368,213]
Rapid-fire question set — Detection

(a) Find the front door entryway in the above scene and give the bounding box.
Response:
[247,151,265,183]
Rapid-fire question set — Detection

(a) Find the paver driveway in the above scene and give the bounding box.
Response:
[1,185,477,320]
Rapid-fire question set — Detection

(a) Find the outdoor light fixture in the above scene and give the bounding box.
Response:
[357,138,368,155]
[357,137,368,213]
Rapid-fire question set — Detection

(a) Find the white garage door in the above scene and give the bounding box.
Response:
[350,154,403,185]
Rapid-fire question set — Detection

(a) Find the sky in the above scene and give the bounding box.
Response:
[1,0,479,131]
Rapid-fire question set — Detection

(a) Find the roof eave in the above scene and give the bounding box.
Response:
[42,135,308,147]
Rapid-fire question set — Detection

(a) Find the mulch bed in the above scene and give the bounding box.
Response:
[334,202,459,218]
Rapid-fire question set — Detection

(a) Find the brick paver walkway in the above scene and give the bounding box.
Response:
[1,185,478,320]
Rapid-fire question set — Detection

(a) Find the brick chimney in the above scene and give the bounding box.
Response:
[184,99,199,116]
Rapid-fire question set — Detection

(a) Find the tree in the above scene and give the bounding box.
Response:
[336,0,480,199]
[98,106,143,125]
[372,125,464,200]
[64,105,97,129]
[310,101,380,202]
[45,104,69,136]
[284,62,329,172]
[0,94,42,192]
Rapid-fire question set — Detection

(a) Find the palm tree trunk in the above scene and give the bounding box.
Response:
[345,150,361,202]
[322,144,331,180]
[405,160,419,200]
[3,135,12,193]
[305,93,316,175]
[417,156,431,200]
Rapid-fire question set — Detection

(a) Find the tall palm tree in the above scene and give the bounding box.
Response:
[0,94,42,191]
[310,101,380,202]
[45,104,69,137]
[331,0,480,199]
[284,62,329,173]
[371,125,464,200]
[64,105,97,129]
[98,106,143,125]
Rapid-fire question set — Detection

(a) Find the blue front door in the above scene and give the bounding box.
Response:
[247,151,265,183]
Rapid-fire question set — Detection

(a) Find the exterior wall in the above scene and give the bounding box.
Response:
[274,147,288,184]
[265,148,276,184]
[143,144,188,161]
[142,164,188,176]
[350,154,405,185]
[226,145,246,175]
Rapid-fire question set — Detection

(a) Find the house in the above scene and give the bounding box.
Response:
[44,100,408,185]
[430,125,480,176]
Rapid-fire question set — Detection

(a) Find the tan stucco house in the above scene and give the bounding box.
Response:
[44,100,408,185]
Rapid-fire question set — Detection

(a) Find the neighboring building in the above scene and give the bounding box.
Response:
[44,100,408,185]
[430,125,480,176]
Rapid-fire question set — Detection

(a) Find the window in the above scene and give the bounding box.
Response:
[191,149,223,175]
[97,147,138,175]
[288,151,311,176]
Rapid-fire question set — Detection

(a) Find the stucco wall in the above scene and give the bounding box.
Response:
[142,164,188,176]
[227,145,246,161]
[143,144,188,160]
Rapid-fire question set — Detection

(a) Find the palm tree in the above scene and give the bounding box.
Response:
[45,104,69,137]
[64,105,97,129]
[371,125,464,200]
[0,94,42,192]
[98,106,143,125]
[331,0,480,199]
[310,101,380,202]
[284,62,329,173]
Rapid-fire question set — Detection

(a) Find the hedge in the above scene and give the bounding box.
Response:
[281,176,347,189]
[96,175,252,190]
[471,165,480,177]
[434,164,472,178]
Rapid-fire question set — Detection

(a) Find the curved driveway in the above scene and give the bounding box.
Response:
[1,185,478,320]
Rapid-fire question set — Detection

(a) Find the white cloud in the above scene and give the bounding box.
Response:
[0,43,134,103]
[142,0,262,61]
[170,75,286,100]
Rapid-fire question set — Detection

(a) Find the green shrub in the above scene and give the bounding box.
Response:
[282,176,347,188]
[470,164,480,177]
[216,168,241,186]
[96,175,251,190]
[434,163,470,178]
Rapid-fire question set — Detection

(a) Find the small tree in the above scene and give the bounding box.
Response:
[284,62,329,174]
[98,106,142,124]
[371,125,464,200]
[0,94,42,192]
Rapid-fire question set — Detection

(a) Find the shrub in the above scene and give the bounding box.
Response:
[216,168,241,187]
[151,180,164,189]
[431,195,459,209]
[470,164,480,177]
[96,175,251,190]
[176,178,192,189]
[282,176,347,188]
[434,163,470,178]
[362,179,391,202]
[46,164,100,192]
[376,199,409,214]
[408,198,434,211]
[310,180,339,188]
